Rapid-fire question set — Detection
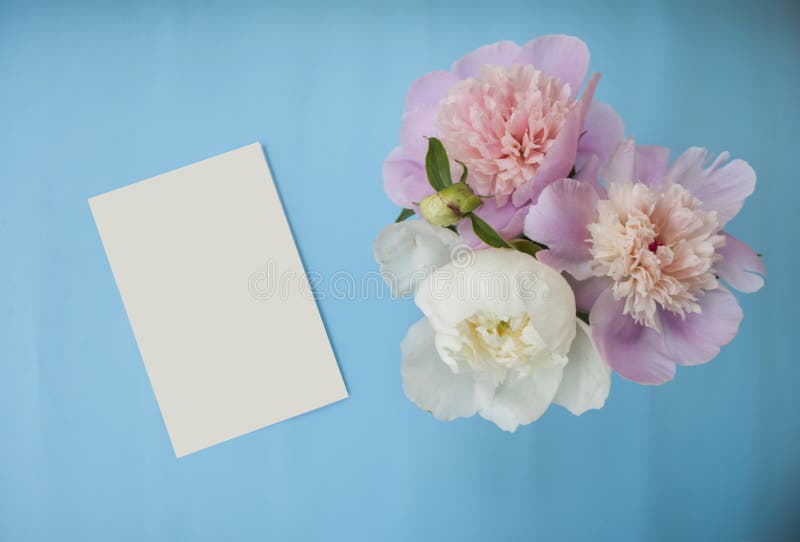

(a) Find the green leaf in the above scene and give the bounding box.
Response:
[577,311,590,325]
[394,208,415,222]
[456,160,469,184]
[509,238,544,257]
[467,213,511,248]
[425,137,453,191]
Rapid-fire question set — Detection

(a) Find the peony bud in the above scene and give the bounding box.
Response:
[420,183,483,227]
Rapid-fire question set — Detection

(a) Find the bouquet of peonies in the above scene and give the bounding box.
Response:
[374,35,765,431]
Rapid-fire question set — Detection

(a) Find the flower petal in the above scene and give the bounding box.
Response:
[478,362,565,432]
[634,145,671,187]
[401,318,489,420]
[663,148,756,226]
[575,100,625,171]
[451,40,522,79]
[660,287,743,366]
[373,220,460,298]
[565,273,612,313]
[554,319,611,415]
[382,147,433,208]
[599,140,671,188]
[399,104,438,161]
[456,198,528,248]
[416,249,577,358]
[604,138,637,184]
[517,35,590,96]
[590,287,676,385]
[715,232,766,293]
[513,107,580,206]
[512,73,598,207]
[525,178,599,280]
[404,70,461,113]
[574,154,604,195]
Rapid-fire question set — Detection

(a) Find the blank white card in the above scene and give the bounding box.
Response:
[90,143,348,457]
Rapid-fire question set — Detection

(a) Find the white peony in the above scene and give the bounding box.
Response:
[401,248,610,431]
[373,220,461,297]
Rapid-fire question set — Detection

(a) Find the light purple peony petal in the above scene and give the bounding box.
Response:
[574,154,605,195]
[512,73,598,207]
[716,232,766,293]
[399,103,438,161]
[512,96,583,207]
[383,147,434,208]
[457,198,528,248]
[565,273,612,313]
[404,70,461,113]
[660,287,743,366]
[525,178,599,280]
[577,72,599,125]
[576,153,599,182]
[575,100,625,172]
[605,139,673,188]
[603,138,637,183]
[517,35,590,96]
[451,40,522,79]
[663,148,756,226]
[634,145,671,187]
[590,287,676,385]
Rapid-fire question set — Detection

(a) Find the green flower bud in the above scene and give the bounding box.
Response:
[419,193,460,227]
[420,183,483,227]
[439,183,483,215]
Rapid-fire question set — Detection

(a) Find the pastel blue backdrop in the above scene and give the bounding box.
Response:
[1,1,797,540]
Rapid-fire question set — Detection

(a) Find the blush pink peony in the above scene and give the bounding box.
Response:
[524,139,766,385]
[588,181,724,330]
[383,36,624,245]
[437,65,577,206]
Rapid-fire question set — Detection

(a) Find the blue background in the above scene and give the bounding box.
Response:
[1,0,798,540]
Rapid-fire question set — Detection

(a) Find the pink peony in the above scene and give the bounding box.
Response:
[437,65,576,206]
[588,181,724,329]
[524,139,766,384]
[383,36,624,242]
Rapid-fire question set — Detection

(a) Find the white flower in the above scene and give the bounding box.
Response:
[401,248,610,431]
[373,220,461,297]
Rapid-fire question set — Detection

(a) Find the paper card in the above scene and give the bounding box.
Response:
[89,143,348,457]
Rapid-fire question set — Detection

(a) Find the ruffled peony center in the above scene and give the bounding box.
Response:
[436,64,576,205]
[587,182,724,330]
[440,311,562,377]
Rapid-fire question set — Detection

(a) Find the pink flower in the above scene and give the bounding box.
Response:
[383,36,624,240]
[437,65,576,206]
[588,182,724,330]
[524,139,766,384]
